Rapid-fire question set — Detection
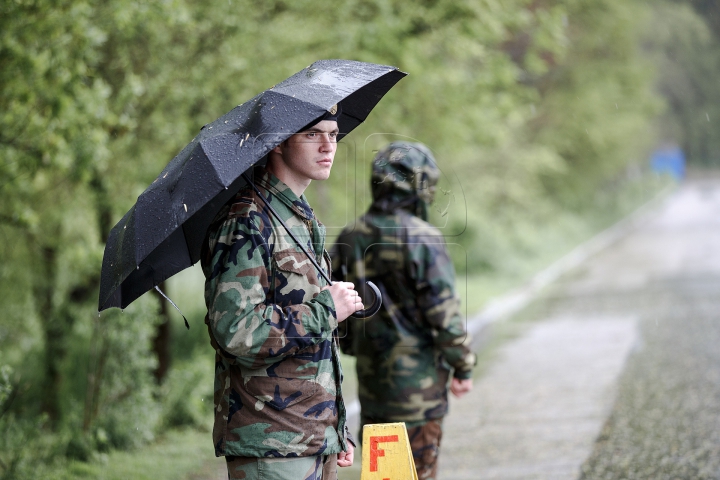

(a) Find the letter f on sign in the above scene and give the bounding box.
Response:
[369,435,399,472]
[361,423,418,480]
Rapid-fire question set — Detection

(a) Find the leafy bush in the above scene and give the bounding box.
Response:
[159,355,214,430]
[0,367,59,480]
[85,297,162,450]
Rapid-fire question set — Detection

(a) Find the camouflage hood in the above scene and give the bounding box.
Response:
[370,142,440,221]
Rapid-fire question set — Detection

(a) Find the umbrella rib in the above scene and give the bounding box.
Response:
[154,285,190,329]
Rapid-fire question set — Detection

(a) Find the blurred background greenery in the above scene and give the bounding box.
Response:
[2,0,719,478]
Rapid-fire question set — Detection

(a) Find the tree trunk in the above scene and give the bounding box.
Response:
[152,283,171,383]
[36,245,61,427]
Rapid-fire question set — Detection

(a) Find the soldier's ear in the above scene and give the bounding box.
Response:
[271,139,289,156]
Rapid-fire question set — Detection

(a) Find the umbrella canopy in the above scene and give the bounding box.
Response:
[99,59,406,311]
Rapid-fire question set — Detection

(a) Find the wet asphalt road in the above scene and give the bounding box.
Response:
[440,178,720,480]
[574,179,720,479]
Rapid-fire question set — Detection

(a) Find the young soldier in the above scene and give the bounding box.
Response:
[202,105,360,480]
[331,142,476,480]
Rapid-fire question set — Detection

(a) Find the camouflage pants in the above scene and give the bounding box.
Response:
[406,418,444,480]
[360,417,444,480]
[225,454,338,480]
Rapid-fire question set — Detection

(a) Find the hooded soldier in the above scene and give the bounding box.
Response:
[330,142,476,480]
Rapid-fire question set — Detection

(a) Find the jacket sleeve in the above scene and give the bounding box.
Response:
[408,237,476,379]
[205,214,338,369]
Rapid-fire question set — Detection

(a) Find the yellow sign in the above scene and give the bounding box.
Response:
[361,423,419,480]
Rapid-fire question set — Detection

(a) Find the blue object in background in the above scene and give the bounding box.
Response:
[651,145,686,180]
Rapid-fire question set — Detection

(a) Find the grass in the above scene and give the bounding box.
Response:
[56,428,219,480]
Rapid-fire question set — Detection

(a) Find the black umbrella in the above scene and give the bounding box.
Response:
[99,59,406,313]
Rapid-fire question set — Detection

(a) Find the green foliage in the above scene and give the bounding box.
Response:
[646,1,720,166]
[158,355,214,430]
[0,366,12,407]
[0,365,57,480]
[86,297,162,450]
[0,413,58,480]
[0,296,164,477]
[531,0,661,202]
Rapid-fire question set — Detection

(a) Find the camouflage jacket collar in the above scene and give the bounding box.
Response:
[253,166,316,221]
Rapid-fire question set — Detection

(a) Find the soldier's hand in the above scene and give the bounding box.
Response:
[337,442,354,467]
[322,281,362,322]
[450,378,473,398]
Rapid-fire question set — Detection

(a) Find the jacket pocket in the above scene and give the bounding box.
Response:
[272,251,324,303]
[244,375,320,412]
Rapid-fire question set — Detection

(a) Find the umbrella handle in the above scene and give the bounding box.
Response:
[350,281,382,318]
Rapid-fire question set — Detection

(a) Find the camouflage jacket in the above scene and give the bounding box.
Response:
[202,166,348,458]
[332,210,475,425]
[331,141,476,425]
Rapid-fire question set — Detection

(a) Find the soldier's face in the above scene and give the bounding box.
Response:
[274,120,339,183]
